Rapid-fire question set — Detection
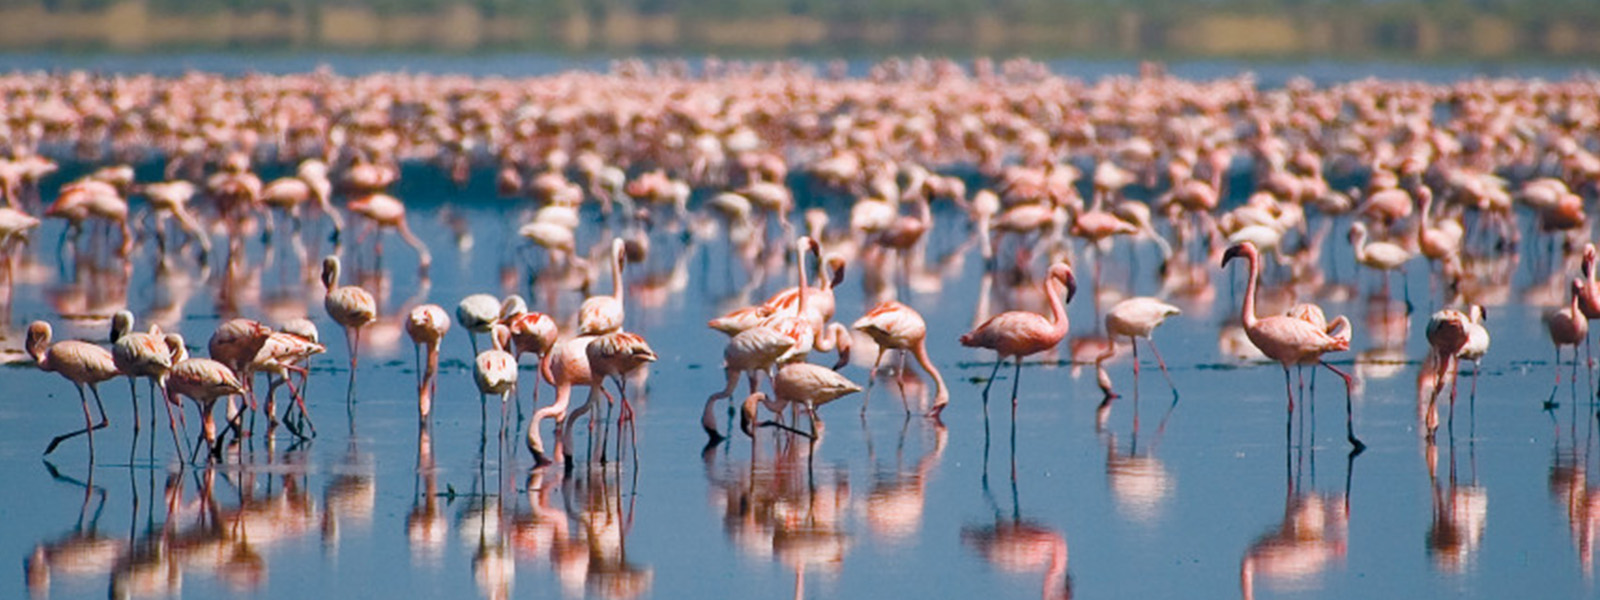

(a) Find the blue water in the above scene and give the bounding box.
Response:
[0,56,1594,600]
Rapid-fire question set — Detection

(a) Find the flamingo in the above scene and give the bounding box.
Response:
[27,321,119,459]
[526,334,608,466]
[578,238,627,336]
[249,322,326,437]
[1349,221,1413,310]
[406,303,451,421]
[321,255,377,382]
[959,262,1076,416]
[1222,241,1364,452]
[773,362,862,438]
[456,293,501,357]
[851,301,948,418]
[207,318,273,425]
[347,192,432,270]
[702,325,795,440]
[1098,297,1182,399]
[563,331,657,460]
[164,340,247,460]
[474,323,519,430]
[500,297,557,418]
[1544,278,1588,407]
[108,310,170,433]
[1424,309,1470,436]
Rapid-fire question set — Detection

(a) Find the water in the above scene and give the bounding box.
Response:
[0,160,1595,600]
[0,54,1596,600]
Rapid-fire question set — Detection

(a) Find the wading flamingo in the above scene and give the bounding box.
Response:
[1222,241,1364,453]
[959,262,1076,417]
[321,255,377,384]
[1098,297,1182,399]
[455,293,500,358]
[773,361,862,439]
[406,303,451,422]
[165,342,247,461]
[852,301,948,418]
[28,321,119,460]
[1544,279,1588,408]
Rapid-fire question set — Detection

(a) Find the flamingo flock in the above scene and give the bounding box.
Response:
[33,57,1600,472]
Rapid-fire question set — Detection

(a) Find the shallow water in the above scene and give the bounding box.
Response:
[3,160,1599,600]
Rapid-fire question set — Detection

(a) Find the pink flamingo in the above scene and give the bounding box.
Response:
[165,339,247,461]
[475,323,519,429]
[500,296,557,419]
[852,300,948,418]
[406,303,451,422]
[109,310,170,433]
[701,325,794,439]
[578,239,627,336]
[563,331,658,460]
[250,322,325,437]
[772,361,862,438]
[28,321,119,459]
[1098,297,1182,399]
[1222,241,1364,452]
[959,262,1076,417]
[348,192,431,270]
[207,318,273,427]
[1423,309,1470,436]
[321,255,377,385]
[1544,278,1588,408]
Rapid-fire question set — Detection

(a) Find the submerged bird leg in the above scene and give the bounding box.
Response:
[1145,339,1178,398]
[860,349,886,416]
[981,358,1004,406]
[1319,360,1364,454]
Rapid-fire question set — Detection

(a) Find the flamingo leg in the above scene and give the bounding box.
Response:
[980,358,1004,406]
[860,348,885,416]
[1319,360,1364,454]
[895,351,912,414]
[1145,338,1178,398]
[1009,357,1023,420]
[1283,366,1295,415]
[46,382,109,458]
[126,377,141,432]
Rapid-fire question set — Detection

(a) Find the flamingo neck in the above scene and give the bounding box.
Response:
[797,245,810,316]
[1044,274,1069,338]
[612,245,625,314]
[912,339,947,409]
[1240,251,1261,328]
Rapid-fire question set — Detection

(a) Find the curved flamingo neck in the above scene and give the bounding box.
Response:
[913,339,948,409]
[1239,250,1261,328]
[1045,273,1069,339]
[797,243,810,317]
[611,243,625,314]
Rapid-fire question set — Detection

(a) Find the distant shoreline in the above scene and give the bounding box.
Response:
[0,1,1596,60]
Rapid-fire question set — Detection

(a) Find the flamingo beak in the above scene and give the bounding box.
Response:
[1220,245,1243,267]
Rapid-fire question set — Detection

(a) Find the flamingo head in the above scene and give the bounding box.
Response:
[164,333,189,363]
[110,309,134,344]
[1221,241,1258,268]
[24,321,50,362]
[739,392,766,439]
[1048,262,1077,303]
[1468,304,1486,324]
[824,254,847,289]
[320,256,341,290]
[498,295,528,322]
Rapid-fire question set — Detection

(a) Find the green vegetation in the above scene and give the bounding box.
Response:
[0,0,1595,58]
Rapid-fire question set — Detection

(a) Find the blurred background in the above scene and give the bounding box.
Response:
[0,0,1595,59]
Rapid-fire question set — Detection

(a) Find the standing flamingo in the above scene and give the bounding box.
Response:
[347,192,432,270]
[109,310,170,433]
[1222,241,1364,452]
[321,255,377,387]
[1544,279,1588,408]
[1424,309,1470,435]
[702,325,795,440]
[1098,297,1182,399]
[563,331,658,460]
[526,334,606,466]
[474,323,519,430]
[852,301,948,418]
[165,340,247,461]
[959,262,1076,417]
[249,322,326,437]
[455,293,501,358]
[773,362,862,438]
[579,239,627,336]
[1458,305,1490,400]
[207,318,273,428]
[500,297,558,419]
[406,303,451,422]
[28,321,119,459]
